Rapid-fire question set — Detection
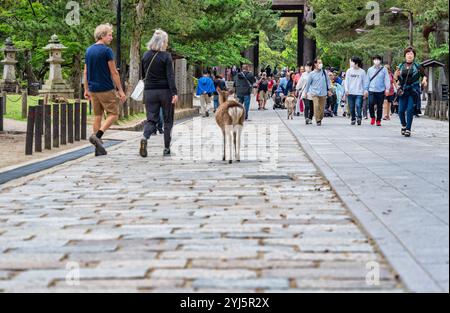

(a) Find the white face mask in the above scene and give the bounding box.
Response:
[305,66,311,72]
[317,64,323,70]
[350,61,356,68]
[374,60,381,66]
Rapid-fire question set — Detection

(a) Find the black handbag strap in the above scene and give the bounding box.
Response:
[144,52,159,81]
[240,72,252,88]
[400,63,413,89]
[370,67,384,83]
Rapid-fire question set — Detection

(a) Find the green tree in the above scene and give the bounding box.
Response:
[1,0,277,85]
[307,0,448,70]
[259,18,299,71]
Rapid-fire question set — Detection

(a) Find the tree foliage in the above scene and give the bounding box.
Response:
[0,0,447,87]
[307,0,449,69]
[259,18,298,70]
[0,0,277,87]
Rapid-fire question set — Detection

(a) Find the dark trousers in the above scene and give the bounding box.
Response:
[304,98,314,120]
[362,98,368,118]
[391,94,398,114]
[333,101,338,116]
[369,91,385,122]
[143,89,174,148]
[391,104,398,114]
[157,107,164,132]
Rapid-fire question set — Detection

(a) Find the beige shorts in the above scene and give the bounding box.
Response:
[91,90,119,116]
[258,91,267,100]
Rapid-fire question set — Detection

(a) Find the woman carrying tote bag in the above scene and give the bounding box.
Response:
[139,29,179,158]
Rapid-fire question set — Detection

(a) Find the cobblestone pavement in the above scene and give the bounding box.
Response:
[0,109,404,292]
[282,110,449,292]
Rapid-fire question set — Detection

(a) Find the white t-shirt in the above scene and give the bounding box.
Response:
[344,68,368,96]
[296,72,313,100]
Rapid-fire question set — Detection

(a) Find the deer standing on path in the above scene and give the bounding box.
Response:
[285,92,296,120]
[215,91,245,164]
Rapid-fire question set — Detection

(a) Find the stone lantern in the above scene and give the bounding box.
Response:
[0,37,19,93]
[39,34,74,99]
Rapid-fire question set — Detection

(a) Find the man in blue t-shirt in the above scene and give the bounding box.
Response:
[84,23,126,156]
[196,70,216,117]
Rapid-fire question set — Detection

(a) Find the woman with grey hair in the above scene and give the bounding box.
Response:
[139,29,179,158]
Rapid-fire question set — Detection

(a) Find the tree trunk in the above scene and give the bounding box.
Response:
[436,19,449,83]
[24,49,40,96]
[422,24,435,60]
[71,53,82,100]
[128,0,145,115]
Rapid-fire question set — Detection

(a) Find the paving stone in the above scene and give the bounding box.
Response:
[192,278,289,290]
[96,259,187,269]
[0,253,65,270]
[0,102,404,292]
[152,269,257,279]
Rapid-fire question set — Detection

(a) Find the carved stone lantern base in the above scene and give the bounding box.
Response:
[0,80,19,93]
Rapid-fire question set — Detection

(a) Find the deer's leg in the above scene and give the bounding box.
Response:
[228,130,233,164]
[233,131,237,161]
[222,130,226,161]
[236,125,242,162]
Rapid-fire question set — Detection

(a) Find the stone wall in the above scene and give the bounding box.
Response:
[174,58,194,110]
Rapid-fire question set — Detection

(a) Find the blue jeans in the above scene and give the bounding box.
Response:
[213,95,219,110]
[399,90,417,131]
[237,95,251,120]
[347,95,363,121]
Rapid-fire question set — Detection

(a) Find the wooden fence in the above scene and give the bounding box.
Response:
[25,100,88,155]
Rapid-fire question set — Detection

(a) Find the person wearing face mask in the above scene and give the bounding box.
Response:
[304,58,332,126]
[394,46,427,137]
[344,56,368,126]
[365,55,391,127]
[296,61,314,124]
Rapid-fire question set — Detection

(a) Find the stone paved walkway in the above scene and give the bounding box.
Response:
[0,106,403,292]
[281,111,449,292]
[1,118,27,133]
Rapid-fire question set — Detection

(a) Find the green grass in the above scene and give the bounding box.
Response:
[4,95,41,121]
[116,112,146,125]
[3,95,92,122]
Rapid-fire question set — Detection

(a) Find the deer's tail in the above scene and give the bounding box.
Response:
[228,106,244,125]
